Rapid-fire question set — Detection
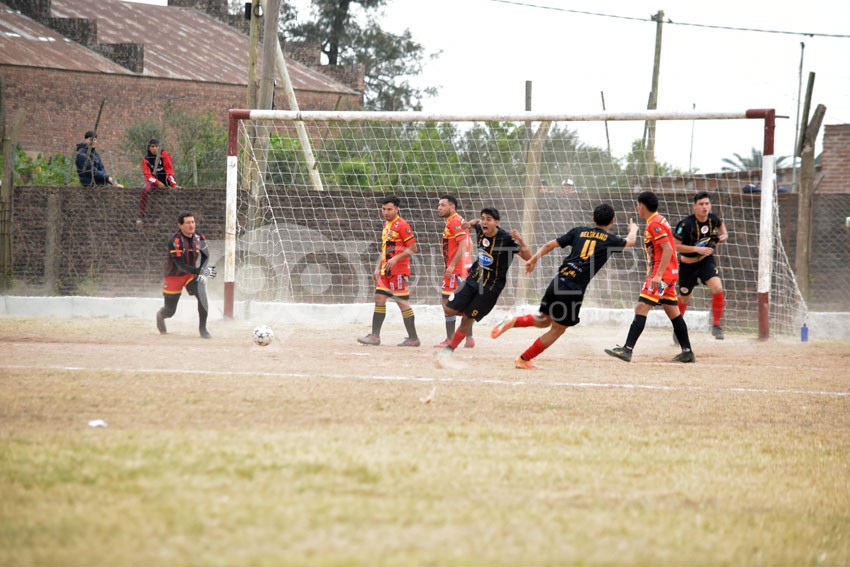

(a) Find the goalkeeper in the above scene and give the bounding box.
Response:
[491,204,638,369]
[156,211,216,339]
[673,192,728,340]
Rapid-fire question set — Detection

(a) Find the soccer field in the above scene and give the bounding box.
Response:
[2,317,849,565]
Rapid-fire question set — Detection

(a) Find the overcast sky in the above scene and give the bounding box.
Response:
[127,0,850,173]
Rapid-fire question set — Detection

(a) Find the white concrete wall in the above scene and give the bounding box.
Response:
[4,295,848,340]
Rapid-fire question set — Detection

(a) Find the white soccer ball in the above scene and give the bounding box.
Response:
[252,325,274,346]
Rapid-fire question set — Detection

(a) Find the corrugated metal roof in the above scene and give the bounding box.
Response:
[0,5,133,74]
[49,0,358,95]
[0,0,358,96]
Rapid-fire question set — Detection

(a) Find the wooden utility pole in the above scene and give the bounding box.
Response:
[645,9,664,177]
[247,0,262,109]
[257,0,279,112]
[247,0,281,234]
[273,28,323,191]
[516,121,551,304]
[0,77,25,290]
[795,102,826,301]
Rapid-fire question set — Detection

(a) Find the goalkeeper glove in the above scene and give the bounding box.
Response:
[200,266,217,279]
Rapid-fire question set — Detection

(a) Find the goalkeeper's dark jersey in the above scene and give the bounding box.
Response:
[555,226,628,290]
[164,230,208,277]
[674,213,723,259]
[466,224,521,292]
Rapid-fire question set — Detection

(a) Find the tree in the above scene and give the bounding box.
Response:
[721,147,789,172]
[624,139,684,179]
[284,0,437,110]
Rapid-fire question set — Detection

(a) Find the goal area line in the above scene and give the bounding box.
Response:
[4,363,848,398]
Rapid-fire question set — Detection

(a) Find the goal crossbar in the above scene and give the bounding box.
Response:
[231,109,771,124]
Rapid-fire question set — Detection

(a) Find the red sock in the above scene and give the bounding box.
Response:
[711,292,724,326]
[449,330,468,350]
[678,300,688,317]
[520,338,547,361]
[514,314,537,328]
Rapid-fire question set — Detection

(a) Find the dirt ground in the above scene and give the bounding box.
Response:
[2,316,847,401]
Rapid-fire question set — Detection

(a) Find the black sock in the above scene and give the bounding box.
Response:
[402,307,417,339]
[671,315,692,350]
[625,314,647,350]
[371,305,387,336]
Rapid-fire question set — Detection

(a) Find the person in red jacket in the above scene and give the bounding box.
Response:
[138,138,181,224]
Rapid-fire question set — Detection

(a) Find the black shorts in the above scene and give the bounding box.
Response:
[446,280,502,322]
[539,276,584,326]
[677,256,719,296]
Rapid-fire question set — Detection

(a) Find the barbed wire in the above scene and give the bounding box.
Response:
[489,0,850,39]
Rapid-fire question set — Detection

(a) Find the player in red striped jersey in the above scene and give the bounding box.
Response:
[605,191,695,363]
[357,196,420,347]
[434,195,475,348]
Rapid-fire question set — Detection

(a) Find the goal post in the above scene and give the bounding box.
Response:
[224,108,806,338]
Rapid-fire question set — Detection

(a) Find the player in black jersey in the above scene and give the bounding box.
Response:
[491,203,638,369]
[438,208,531,362]
[673,192,728,340]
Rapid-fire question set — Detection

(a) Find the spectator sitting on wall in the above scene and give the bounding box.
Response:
[138,138,181,225]
[75,131,123,187]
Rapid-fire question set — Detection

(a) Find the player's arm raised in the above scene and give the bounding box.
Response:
[525,239,559,273]
[624,218,639,249]
[510,229,532,261]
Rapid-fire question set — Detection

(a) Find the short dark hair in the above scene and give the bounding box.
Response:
[480,207,500,221]
[637,191,659,212]
[147,138,160,147]
[84,131,96,140]
[593,203,615,226]
[440,194,458,208]
[382,196,400,207]
[693,191,711,203]
[178,211,195,225]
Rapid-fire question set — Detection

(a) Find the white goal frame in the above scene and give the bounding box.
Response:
[225,108,783,338]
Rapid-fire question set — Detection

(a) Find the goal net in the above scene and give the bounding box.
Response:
[225,109,806,338]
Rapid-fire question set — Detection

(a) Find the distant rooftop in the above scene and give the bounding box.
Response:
[1,0,359,96]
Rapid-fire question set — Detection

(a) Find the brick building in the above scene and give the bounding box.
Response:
[0,0,363,175]
[819,124,850,194]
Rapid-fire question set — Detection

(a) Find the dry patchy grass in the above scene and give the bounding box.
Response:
[1,317,849,565]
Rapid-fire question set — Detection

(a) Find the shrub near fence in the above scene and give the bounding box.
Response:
[6,186,850,315]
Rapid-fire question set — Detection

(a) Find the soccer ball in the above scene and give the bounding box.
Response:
[252,325,274,346]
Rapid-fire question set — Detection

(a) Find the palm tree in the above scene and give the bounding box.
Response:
[721,147,789,171]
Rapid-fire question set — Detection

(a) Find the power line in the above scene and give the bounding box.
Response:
[489,0,850,39]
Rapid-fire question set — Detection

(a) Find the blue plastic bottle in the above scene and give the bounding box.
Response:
[801,323,808,342]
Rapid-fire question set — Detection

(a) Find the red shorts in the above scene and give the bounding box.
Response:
[639,277,678,305]
[376,273,410,297]
[441,274,465,296]
[163,273,195,295]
